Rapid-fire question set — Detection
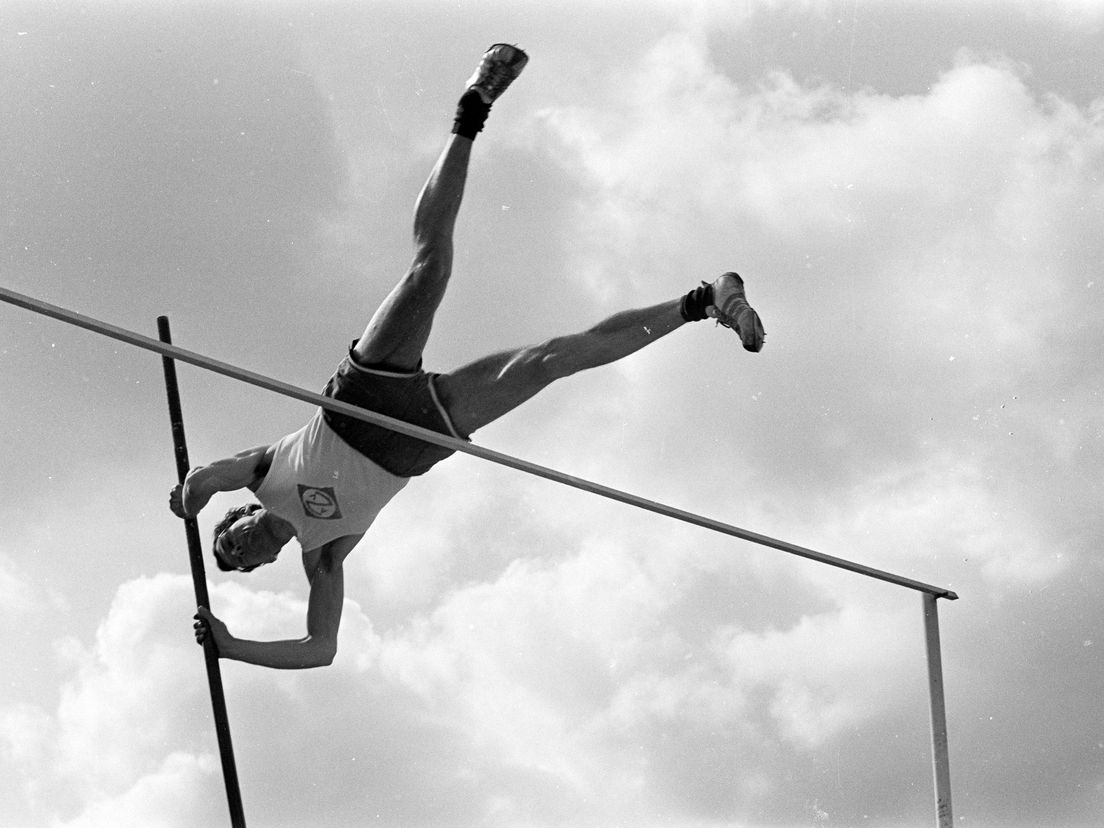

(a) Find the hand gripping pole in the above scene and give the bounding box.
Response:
[158,316,247,828]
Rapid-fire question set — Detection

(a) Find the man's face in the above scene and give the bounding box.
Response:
[216,510,282,572]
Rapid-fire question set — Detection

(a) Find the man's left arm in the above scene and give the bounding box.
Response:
[193,536,358,670]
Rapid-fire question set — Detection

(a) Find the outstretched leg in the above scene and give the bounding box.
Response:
[437,300,687,436]
[353,135,473,369]
[353,44,529,370]
[436,273,765,437]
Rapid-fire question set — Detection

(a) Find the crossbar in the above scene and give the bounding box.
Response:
[0,285,957,599]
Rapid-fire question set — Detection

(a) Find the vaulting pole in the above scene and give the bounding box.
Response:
[923,593,953,828]
[158,316,247,828]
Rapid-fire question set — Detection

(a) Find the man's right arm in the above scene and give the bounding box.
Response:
[173,445,271,517]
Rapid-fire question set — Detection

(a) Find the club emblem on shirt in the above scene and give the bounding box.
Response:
[297,485,343,520]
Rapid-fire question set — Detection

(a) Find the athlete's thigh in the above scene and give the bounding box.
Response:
[353,249,453,369]
[435,343,556,437]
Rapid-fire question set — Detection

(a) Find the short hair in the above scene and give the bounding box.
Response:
[212,503,264,572]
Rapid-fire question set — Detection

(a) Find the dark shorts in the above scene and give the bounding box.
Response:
[321,342,469,477]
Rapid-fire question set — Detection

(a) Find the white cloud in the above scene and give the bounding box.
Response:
[0,575,210,823]
[0,545,962,823]
[0,703,54,768]
[369,528,931,820]
[718,603,919,748]
[0,552,38,617]
[51,577,206,794]
[496,34,1104,823]
[532,30,1104,583]
[0,573,381,824]
[797,455,1072,590]
[0,546,69,622]
[58,752,223,828]
[538,37,1103,304]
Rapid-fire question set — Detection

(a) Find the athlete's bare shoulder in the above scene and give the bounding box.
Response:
[250,444,275,489]
[233,444,272,492]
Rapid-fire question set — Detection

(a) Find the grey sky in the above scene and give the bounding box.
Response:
[2,1,1103,826]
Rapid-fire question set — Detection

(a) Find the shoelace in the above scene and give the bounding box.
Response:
[714,296,750,328]
[477,65,518,97]
[713,299,765,347]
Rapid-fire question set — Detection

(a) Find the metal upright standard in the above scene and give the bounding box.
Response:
[158,316,247,828]
[924,593,953,828]
[0,286,955,826]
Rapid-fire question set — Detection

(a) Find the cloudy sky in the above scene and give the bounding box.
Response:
[2,1,1102,825]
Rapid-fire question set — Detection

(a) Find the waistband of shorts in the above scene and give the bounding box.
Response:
[345,342,423,377]
[340,342,467,441]
[425,374,465,441]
